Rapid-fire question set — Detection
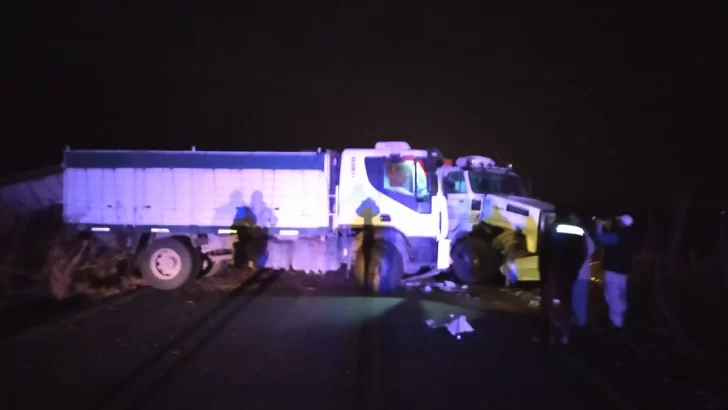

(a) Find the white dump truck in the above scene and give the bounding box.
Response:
[62,142,449,292]
[437,155,555,285]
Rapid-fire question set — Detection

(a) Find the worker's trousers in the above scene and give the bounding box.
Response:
[571,262,591,327]
[572,234,595,327]
[604,271,628,328]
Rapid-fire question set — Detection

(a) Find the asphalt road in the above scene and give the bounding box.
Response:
[0,270,617,410]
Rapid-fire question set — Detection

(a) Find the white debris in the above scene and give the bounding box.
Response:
[422,285,432,294]
[527,296,560,309]
[428,280,469,293]
[446,315,474,337]
[432,280,458,292]
[424,314,474,338]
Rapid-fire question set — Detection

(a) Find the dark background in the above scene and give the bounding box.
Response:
[5,3,725,209]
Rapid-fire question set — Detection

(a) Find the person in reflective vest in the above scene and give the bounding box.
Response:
[538,211,588,346]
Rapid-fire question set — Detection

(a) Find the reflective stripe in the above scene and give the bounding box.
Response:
[555,224,584,236]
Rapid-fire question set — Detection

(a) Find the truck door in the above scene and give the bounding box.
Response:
[441,170,469,234]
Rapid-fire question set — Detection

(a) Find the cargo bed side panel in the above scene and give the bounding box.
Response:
[63,168,136,225]
[63,150,331,231]
[64,169,329,230]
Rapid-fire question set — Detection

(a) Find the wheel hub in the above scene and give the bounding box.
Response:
[149,248,182,280]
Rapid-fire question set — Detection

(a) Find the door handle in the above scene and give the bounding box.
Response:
[380,214,391,222]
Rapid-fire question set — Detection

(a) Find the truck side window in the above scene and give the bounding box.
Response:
[443,171,466,194]
[364,157,432,214]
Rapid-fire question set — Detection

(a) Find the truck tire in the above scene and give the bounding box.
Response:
[354,241,404,294]
[451,236,491,285]
[139,237,199,290]
[451,238,476,284]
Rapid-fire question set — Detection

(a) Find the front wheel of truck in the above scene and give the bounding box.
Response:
[354,241,404,294]
[451,235,495,285]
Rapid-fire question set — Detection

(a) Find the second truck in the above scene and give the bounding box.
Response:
[437,155,555,286]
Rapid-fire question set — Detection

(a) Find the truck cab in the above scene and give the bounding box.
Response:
[338,142,450,284]
[437,155,555,285]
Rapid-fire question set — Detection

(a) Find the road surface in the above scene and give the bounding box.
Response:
[0,270,617,410]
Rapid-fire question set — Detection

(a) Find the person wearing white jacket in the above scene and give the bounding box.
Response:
[594,215,634,329]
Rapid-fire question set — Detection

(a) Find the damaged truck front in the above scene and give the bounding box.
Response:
[437,156,555,286]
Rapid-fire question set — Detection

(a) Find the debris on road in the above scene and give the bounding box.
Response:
[426,313,474,339]
[403,270,470,295]
[401,268,442,283]
[433,280,457,291]
[497,287,562,308]
[418,279,468,294]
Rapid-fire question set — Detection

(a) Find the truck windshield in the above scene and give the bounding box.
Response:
[468,170,526,196]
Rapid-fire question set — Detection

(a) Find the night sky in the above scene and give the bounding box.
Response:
[5,4,725,208]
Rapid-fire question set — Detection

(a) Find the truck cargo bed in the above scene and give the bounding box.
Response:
[62,150,335,235]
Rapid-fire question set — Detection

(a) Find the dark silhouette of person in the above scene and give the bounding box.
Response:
[538,211,588,346]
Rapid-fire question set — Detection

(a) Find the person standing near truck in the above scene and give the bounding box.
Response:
[572,222,596,329]
[594,215,634,330]
[538,211,588,346]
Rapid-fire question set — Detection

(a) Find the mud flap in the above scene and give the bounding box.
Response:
[437,239,451,270]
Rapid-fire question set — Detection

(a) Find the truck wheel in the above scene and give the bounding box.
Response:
[139,237,199,290]
[452,236,491,285]
[451,238,476,284]
[354,241,404,294]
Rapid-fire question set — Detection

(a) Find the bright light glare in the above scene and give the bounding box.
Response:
[555,224,584,236]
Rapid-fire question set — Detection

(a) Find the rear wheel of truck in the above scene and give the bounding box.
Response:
[354,241,404,294]
[140,237,199,290]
